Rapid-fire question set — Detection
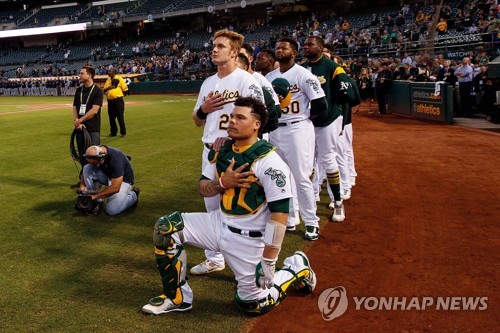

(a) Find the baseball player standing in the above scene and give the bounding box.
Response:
[191,30,264,275]
[266,37,327,241]
[302,36,351,222]
[239,43,281,138]
[255,49,278,79]
[142,97,316,316]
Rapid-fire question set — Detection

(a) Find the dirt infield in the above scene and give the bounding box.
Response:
[246,102,499,332]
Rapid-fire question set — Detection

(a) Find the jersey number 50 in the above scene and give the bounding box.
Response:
[281,100,300,114]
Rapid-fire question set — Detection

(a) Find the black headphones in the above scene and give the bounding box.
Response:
[83,145,106,160]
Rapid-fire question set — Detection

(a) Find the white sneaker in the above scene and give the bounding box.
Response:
[189,260,225,275]
[330,201,345,222]
[314,194,320,202]
[342,188,351,200]
[142,295,192,315]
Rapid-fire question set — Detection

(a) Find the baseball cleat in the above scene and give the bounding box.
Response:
[304,226,319,241]
[142,295,192,315]
[341,188,351,200]
[330,201,345,222]
[286,225,296,231]
[190,260,225,275]
[293,251,317,294]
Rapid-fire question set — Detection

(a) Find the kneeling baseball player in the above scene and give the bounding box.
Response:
[142,97,316,316]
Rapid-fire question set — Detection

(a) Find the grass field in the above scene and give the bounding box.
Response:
[0,95,315,333]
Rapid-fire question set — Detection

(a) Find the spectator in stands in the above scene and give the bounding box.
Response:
[437,60,457,85]
[462,10,473,28]
[393,63,411,81]
[341,19,350,31]
[375,62,392,114]
[356,67,373,112]
[395,13,405,27]
[371,13,380,26]
[467,50,481,65]
[454,57,474,117]
[472,66,488,106]
[479,50,490,64]
[416,10,425,23]
[437,17,448,35]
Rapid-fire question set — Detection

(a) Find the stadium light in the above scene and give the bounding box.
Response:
[0,22,88,39]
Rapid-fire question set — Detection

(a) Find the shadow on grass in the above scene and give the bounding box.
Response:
[26,194,249,319]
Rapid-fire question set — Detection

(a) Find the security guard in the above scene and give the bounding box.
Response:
[103,68,128,137]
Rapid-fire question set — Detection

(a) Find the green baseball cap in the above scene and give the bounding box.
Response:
[272,78,292,108]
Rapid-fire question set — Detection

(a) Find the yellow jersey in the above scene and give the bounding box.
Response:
[104,75,128,100]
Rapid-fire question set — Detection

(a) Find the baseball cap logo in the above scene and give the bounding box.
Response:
[318,286,348,321]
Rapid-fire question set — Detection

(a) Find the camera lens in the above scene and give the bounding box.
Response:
[76,196,93,210]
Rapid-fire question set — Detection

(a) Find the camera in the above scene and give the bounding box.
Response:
[75,189,100,215]
[410,65,430,82]
[409,67,419,76]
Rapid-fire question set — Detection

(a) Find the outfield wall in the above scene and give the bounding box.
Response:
[129,81,203,94]
[128,80,454,124]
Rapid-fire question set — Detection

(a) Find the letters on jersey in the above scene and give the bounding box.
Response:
[208,140,276,216]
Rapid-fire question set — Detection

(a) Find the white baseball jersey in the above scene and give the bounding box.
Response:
[195,68,264,145]
[266,64,325,122]
[202,148,292,231]
[252,71,280,107]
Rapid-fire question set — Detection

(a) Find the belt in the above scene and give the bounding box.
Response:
[278,120,303,127]
[108,96,123,101]
[204,143,212,149]
[228,225,263,238]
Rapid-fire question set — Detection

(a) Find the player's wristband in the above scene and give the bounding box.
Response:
[218,177,226,189]
[196,107,207,120]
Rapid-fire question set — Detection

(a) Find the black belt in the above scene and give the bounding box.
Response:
[228,226,263,238]
[204,143,212,149]
[278,120,302,127]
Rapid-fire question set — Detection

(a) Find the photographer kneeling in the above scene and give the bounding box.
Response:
[77,145,139,215]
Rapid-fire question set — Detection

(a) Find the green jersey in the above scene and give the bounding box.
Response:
[303,56,357,127]
[208,140,275,216]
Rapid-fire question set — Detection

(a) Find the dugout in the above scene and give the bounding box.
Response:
[488,55,500,78]
[488,56,500,123]
[388,81,454,124]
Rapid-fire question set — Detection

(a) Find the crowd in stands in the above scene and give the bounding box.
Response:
[14,63,77,78]
[1,0,499,84]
